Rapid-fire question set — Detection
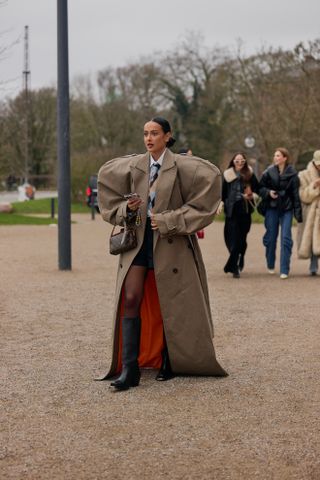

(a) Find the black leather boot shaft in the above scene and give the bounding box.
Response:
[111,317,141,391]
[122,316,140,365]
[155,346,175,381]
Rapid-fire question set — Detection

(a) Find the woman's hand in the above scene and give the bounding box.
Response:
[215,202,223,215]
[269,190,278,199]
[243,192,253,200]
[150,214,159,230]
[127,196,143,211]
[313,178,320,189]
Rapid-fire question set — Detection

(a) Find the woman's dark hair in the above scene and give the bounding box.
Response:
[228,152,252,183]
[151,116,176,147]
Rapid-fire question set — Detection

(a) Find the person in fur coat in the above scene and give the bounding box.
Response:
[221,152,259,278]
[297,150,320,275]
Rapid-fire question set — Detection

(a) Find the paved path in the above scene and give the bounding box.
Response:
[1,216,319,479]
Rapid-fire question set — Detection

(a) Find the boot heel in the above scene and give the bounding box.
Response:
[110,364,140,390]
[131,371,141,387]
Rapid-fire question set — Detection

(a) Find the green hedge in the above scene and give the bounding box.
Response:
[0,214,58,225]
[12,198,88,214]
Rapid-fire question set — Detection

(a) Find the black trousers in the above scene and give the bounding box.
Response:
[224,213,252,273]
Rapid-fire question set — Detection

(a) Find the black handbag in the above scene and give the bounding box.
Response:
[109,222,137,255]
[257,197,267,216]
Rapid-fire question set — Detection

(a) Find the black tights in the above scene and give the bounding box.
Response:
[123,265,147,318]
[123,265,168,357]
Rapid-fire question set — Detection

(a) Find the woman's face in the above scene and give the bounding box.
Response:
[144,121,171,157]
[233,154,246,171]
[273,150,287,167]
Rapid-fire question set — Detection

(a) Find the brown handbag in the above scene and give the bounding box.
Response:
[109,222,137,255]
[244,184,253,199]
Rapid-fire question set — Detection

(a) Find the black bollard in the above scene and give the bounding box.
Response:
[51,198,55,219]
[91,195,95,220]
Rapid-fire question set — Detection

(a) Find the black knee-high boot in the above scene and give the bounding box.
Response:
[111,316,141,391]
[155,343,175,382]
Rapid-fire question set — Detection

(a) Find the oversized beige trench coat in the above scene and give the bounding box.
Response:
[97,149,227,378]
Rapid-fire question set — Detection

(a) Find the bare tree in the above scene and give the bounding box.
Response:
[1,88,56,178]
[227,39,320,167]
[0,1,21,96]
[157,34,232,159]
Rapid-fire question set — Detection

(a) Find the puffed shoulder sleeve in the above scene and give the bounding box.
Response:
[97,157,131,226]
[154,160,222,236]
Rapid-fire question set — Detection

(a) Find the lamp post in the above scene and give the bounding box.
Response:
[244,135,255,150]
[57,0,71,270]
[244,135,259,177]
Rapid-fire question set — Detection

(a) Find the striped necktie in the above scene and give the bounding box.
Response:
[148,162,161,215]
[149,162,160,187]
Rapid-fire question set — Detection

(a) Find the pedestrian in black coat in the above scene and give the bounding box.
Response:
[221,152,259,278]
[259,147,302,278]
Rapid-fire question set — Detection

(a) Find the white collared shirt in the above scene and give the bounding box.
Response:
[147,149,166,217]
[150,149,166,168]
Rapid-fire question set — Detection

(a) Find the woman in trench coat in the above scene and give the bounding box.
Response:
[97,117,227,391]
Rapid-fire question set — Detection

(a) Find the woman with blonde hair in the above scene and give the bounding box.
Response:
[297,150,320,275]
[259,148,302,278]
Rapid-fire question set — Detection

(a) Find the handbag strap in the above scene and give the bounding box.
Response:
[111,224,116,235]
[110,223,125,237]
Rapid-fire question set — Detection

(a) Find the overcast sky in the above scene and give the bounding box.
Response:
[1,0,319,99]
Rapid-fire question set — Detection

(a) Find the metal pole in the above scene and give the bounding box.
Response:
[51,198,55,219]
[91,195,95,220]
[57,0,71,270]
[23,26,30,182]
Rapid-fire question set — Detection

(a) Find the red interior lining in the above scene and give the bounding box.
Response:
[117,270,164,372]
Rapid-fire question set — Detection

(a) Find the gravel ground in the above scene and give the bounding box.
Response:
[1,215,319,480]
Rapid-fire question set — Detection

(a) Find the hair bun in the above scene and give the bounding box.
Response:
[166,137,176,148]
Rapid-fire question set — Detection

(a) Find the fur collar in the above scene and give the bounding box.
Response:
[298,161,320,183]
[223,166,253,183]
[307,160,320,181]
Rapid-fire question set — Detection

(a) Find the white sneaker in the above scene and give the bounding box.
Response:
[268,269,275,275]
[280,274,288,279]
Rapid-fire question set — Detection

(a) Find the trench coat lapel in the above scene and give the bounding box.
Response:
[130,153,150,220]
[152,150,177,248]
[130,149,177,239]
[154,149,177,214]
[130,149,177,220]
